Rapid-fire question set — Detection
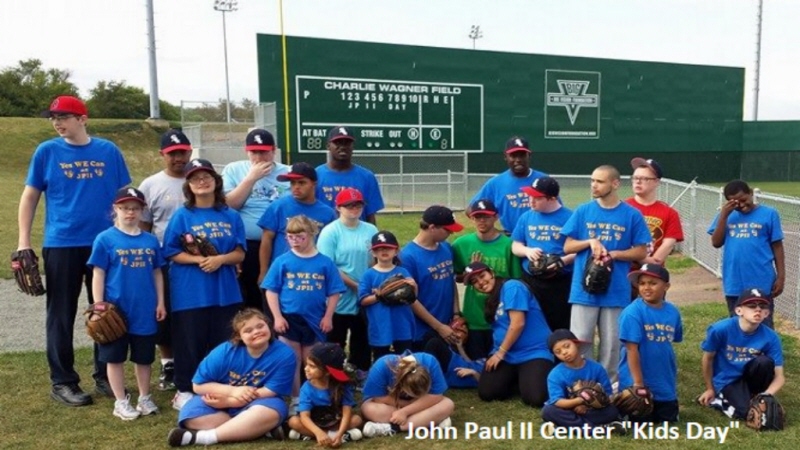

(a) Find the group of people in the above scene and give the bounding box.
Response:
[17,95,787,446]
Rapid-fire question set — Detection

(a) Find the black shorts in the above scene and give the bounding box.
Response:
[98,333,157,364]
[282,314,318,345]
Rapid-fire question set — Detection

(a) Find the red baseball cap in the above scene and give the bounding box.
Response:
[42,96,88,117]
[335,188,365,207]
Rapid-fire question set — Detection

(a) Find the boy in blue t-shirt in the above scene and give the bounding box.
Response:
[618,264,683,422]
[697,288,785,420]
[542,329,622,430]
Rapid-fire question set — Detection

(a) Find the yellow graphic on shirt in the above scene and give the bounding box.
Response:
[59,160,107,180]
[643,322,677,343]
[526,224,563,242]
[727,222,763,239]
[724,344,762,363]
[426,259,454,281]
[115,247,156,269]
[504,192,530,210]
[285,271,327,292]
[586,222,627,242]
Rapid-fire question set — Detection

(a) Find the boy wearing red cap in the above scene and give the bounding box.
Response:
[401,205,464,350]
[18,95,131,406]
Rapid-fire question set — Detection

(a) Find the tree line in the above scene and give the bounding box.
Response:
[0,59,257,122]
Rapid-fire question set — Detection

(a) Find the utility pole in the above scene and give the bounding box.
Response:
[752,0,763,120]
[213,0,238,123]
[145,0,160,119]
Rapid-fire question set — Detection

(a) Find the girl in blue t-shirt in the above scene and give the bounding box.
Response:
[463,261,554,407]
[263,215,346,408]
[360,352,454,437]
[88,187,166,421]
[287,343,363,446]
[167,308,296,447]
[359,230,417,360]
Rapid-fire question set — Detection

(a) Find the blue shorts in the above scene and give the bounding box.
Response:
[98,333,157,364]
[178,395,288,427]
[282,314,318,345]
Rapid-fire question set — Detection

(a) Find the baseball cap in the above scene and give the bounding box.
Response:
[277,162,317,182]
[735,288,772,307]
[160,130,192,154]
[522,176,560,198]
[41,95,88,117]
[468,199,498,217]
[184,158,216,178]
[311,343,350,382]
[462,261,491,285]
[371,231,399,249]
[504,136,530,154]
[327,126,355,143]
[422,205,464,232]
[114,187,146,206]
[335,188,364,207]
[630,157,664,179]
[547,329,581,351]
[627,263,670,286]
[245,129,276,151]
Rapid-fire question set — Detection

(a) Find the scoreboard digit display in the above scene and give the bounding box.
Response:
[296,75,484,153]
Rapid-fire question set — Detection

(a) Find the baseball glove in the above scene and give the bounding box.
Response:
[568,380,610,409]
[181,233,218,257]
[84,302,127,344]
[309,406,341,429]
[10,249,45,296]
[376,274,416,306]
[528,253,565,279]
[612,385,654,418]
[746,393,785,431]
[449,315,469,345]
[582,255,612,294]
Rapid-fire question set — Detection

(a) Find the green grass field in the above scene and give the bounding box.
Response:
[1,302,797,449]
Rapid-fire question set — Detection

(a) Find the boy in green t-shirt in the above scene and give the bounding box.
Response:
[452,199,522,359]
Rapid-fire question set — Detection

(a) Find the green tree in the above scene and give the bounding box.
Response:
[0,59,78,117]
[86,80,149,119]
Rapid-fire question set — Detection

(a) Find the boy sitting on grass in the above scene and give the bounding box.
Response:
[697,288,785,420]
[542,329,622,431]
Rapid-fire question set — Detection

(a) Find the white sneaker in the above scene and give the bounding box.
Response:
[363,421,395,438]
[136,394,159,415]
[437,417,452,429]
[171,391,194,411]
[342,428,363,442]
[113,395,141,421]
[288,430,312,441]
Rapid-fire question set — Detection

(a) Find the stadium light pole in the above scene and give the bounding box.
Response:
[213,0,238,123]
[469,25,483,50]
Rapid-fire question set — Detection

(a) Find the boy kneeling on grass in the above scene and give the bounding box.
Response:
[541,329,623,434]
[697,288,785,420]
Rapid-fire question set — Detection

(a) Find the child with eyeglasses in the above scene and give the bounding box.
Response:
[263,215,346,413]
[697,288,785,420]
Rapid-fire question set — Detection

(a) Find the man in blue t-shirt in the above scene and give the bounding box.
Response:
[315,126,384,225]
[470,136,550,233]
[708,179,785,329]
[562,165,651,382]
[17,96,132,407]
[257,162,336,283]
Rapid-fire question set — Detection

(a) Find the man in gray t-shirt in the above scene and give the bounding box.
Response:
[138,129,191,393]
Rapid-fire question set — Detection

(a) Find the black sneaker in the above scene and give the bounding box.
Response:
[167,428,196,447]
[159,362,176,391]
[51,384,93,407]
[95,378,115,398]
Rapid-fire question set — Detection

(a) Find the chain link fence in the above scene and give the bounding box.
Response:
[181,101,279,169]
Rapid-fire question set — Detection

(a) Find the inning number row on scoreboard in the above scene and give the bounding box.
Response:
[296,76,483,153]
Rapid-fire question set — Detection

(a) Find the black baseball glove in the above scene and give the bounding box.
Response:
[583,256,612,294]
[528,253,565,279]
[376,274,416,306]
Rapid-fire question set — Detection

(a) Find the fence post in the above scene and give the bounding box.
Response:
[399,155,405,215]
[447,170,452,209]
[690,183,697,258]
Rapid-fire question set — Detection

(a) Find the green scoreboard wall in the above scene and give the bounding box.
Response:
[257,34,745,182]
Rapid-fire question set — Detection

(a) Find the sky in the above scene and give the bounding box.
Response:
[1,0,798,120]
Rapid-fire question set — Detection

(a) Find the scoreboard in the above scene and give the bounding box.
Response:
[295,76,484,153]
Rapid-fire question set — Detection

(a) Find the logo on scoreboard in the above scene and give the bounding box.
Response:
[544,70,601,139]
